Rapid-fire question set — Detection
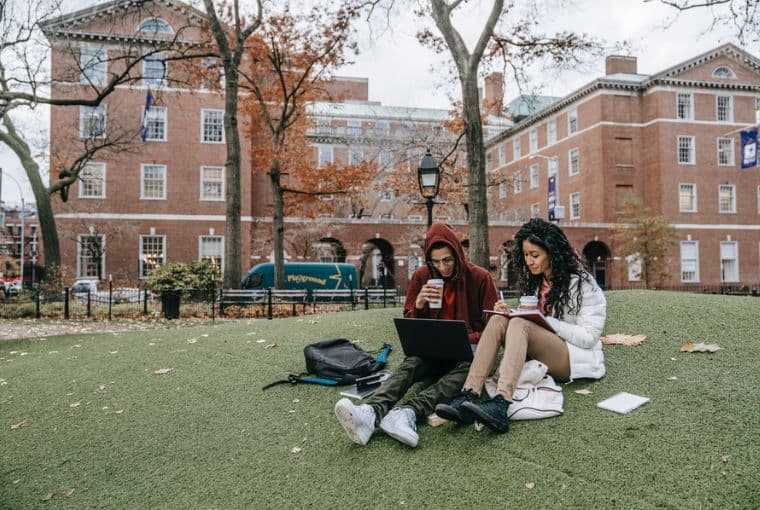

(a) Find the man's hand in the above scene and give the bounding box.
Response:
[415,282,442,309]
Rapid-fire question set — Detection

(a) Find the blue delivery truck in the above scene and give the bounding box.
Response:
[241,262,357,291]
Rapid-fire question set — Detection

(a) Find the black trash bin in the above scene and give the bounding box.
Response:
[161,289,181,319]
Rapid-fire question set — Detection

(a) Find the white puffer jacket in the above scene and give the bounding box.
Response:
[542,274,606,380]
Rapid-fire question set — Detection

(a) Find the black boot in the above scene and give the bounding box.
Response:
[462,395,510,433]
[435,389,478,424]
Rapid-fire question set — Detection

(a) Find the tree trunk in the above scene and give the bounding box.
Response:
[461,74,489,269]
[222,72,242,288]
[269,159,285,289]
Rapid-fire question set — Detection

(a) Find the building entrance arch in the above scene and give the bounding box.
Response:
[583,240,611,289]
[360,238,395,289]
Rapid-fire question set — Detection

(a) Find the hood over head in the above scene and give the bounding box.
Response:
[424,223,467,280]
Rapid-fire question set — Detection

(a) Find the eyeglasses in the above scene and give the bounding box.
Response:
[429,256,455,267]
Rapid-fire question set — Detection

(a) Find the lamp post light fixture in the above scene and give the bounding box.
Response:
[417,150,441,228]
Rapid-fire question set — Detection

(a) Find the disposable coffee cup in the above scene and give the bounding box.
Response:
[427,279,444,309]
[518,295,539,310]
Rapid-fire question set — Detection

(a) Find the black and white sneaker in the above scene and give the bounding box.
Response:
[435,389,478,424]
[462,395,510,433]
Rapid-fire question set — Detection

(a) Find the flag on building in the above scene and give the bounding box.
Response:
[741,128,757,169]
[547,174,557,221]
[140,89,153,142]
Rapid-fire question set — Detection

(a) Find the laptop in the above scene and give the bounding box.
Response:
[393,318,473,362]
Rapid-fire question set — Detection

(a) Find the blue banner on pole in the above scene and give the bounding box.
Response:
[547,174,557,221]
[741,128,758,169]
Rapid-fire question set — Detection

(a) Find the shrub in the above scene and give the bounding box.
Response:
[146,260,220,293]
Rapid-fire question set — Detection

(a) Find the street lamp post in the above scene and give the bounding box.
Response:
[1,171,26,288]
[417,151,441,228]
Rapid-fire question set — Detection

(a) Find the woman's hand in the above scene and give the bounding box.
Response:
[415,282,442,309]
[493,301,510,313]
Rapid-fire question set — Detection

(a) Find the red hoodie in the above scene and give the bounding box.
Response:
[403,223,498,344]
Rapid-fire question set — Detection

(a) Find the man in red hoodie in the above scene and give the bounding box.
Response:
[335,223,498,447]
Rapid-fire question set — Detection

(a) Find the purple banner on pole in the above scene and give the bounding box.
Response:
[741,128,758,169]
[547,174,557,221]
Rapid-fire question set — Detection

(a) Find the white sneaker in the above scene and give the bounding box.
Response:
[379,407,418,448]
[334,398,376,446]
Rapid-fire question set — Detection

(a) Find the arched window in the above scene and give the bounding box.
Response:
[712,66,736,79]
[138,18,174,34]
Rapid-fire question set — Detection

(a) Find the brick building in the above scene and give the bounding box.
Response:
[486,45,760,290]
[44,0,760,291]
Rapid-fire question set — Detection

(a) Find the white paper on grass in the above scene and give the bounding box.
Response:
[596,392,650,414]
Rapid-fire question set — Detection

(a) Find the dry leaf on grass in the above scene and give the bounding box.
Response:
[153,368,174,375]
[41,492,54,502]
[11,419,27,430]
[0,396,12,405]
[264,343,277,349]
[291,447,302,454]
[601,334,646,346]
[525,482,535,489]
[680,341,721,353]
[69,402,81,408]
[720,455,730,463]
[574,388,592,395]
[64,489,75,497]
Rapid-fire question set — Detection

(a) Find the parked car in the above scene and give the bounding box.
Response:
[70,279,151,303]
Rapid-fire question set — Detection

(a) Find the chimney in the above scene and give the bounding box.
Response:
[605,55,637,75]
[482,72,504,115]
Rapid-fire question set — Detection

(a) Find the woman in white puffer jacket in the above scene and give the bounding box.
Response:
[436,218,606,433]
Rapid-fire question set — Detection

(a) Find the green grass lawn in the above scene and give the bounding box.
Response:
[1,290,759,509]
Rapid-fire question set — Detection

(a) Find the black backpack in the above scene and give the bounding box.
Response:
[262,338,392,390]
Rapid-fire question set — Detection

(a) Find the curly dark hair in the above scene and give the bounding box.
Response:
[512,218,591,319]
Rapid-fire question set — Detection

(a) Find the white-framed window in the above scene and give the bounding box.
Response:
[141,164,166,200]
[375,121,389,136]
[403,121,416,135]
[348,146,363,165]
[677,136,695,165]
[143,55,166,88]
[529,164,539,188]
[680,240,699,282]
[712,66,736,79]
[316,117,331,135]
[547,118,557,144]
[139,235,165,279]
[138,17,173,34]
[201,109,224,143]
[408,254,422,279]
[757,185,760,213]
[498,144,505,166]
[679,183,697,212]
[80,44,107,85]
[548,156,558,177]
[380,189,394,202]
[346,119,361,136]
[568,148,580,176]
[79,163,106,198]
[200,166,224,201]
[756,97,760,124]
[717,137,735,166]
[77,234,104,279]
[567,108,578,135]
[530,202,540,218]
[143,106,167,141]
[718,184,736,213]
[716,95,733,122]
[317,145,333,168]
[626,253,642,282]
[720,241,739,282]
[513,172,522,194]
[199,235,224,271]
[380,212,392,219]
[529,127,538,153]
[513,137,521,160]
[498,182,506,199]
[79,105,106,139]
[569,192,580,219]
[676,92,693,120]
[378,150,392,167]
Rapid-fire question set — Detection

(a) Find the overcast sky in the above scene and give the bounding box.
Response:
[0,0,748,206]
